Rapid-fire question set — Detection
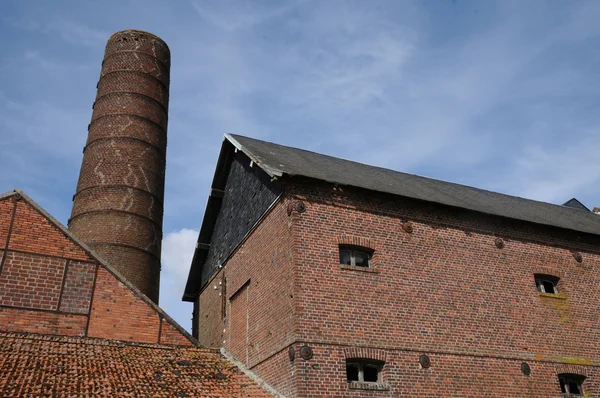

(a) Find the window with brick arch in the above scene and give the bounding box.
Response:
[558,373,585,397]
[346,359,383,383]
[339,245,373,267]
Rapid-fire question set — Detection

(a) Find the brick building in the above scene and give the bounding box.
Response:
[184,134,600,397]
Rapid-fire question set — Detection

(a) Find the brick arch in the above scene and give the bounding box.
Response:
[554,364,590,377]
[532,266,563,280]
[343,347,387,362]
[336,235,376,251]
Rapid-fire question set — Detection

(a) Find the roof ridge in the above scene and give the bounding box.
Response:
[227,135,593,217]
[225,134,600,236]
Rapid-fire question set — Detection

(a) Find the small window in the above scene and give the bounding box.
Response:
[339,246,373,267]
[559,373,585,397]
[346,360,383,383]
[535,274,559,294]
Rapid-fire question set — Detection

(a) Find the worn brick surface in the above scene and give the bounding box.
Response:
[251,345,297,398]
[0,251,65,310]
[160,317,194,346]
[0,198,13,248]
[69,30,170,303]
[0,307,87,336]
[199,198,295,393]
[0,332,273,397]
[59,260,96,314]
[8,200,91,261]
[0,191,193,348]
[292,343,600,397]
[198,174,600,396]
[87,267,161,343]
[290,180,600,396]
[292,181,600,359]
[229,282,249,364]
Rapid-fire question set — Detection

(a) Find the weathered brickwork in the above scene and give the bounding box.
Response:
[199,198,295,391]
[69,30,170,303]
[229,282,249,363]
[291,181,600,357]
[287,180,600,396]
[0,307,87,336]
[251,345,297,398]
[0,251,65,310]
[87,267,161,343]
[198,175,600,396]
[59,260,96,314]
[291,343,600,397]
[0,199,13,247]
[0,193,193,347]
[9,200,91,261]
[160,317,194,346]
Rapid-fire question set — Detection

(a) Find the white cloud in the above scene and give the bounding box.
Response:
[161,228,198,281]
[158,228,198,330]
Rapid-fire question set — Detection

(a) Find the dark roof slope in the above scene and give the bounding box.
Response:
[562,198,591,212]
[0,332,274,397]
[227,134,600,236]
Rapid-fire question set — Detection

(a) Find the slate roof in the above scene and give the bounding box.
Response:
[227,134,600,236]
[0,332,274,397]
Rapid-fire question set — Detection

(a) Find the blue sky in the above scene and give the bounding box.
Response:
[1,0,599,330]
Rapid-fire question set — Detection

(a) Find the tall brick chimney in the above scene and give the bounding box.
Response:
[69,30,170,303]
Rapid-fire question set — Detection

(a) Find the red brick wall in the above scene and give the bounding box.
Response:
[160,317,194,346]
[287,180,600,396]
[229,282,249,363]
[198,178,600,396]
[9,200,91,261]
[0,195,192,346]
[0,196,96,337]
[292,343,600,397]
[0,199,13,246]
[197,279,223,348]
[198,198,296,392]
[59,260,96,314]
[87,267,160,343]
[0,251,65,310]
[251,345,297,398]
[0,306,87,336]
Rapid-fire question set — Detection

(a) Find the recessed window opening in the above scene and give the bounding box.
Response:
[339,246,373,267]
[346,360,383,383]
[559,373,585,397]
[535,274,559,294]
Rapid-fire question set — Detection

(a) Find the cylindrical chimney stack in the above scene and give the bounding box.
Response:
[69,30,170,303]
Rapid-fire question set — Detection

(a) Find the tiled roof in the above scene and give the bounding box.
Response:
[0,332,274,397]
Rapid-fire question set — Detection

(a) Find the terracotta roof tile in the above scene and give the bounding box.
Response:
[0,332,274,397]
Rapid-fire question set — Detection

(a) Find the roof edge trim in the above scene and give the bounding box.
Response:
[225,133,283,178]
